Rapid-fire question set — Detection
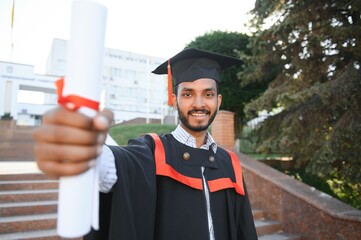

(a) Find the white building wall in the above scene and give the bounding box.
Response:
[46,38,170,124]
[0,61,58,125]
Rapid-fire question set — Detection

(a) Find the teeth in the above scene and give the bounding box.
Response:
[191,113,206,116]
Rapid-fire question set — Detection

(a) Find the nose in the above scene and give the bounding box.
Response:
[192,95,205,108]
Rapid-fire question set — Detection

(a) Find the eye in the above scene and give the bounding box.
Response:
[205,92,215,97]
[181,92,192,97]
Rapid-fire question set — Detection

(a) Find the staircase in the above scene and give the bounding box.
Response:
[0,173,61,240]
[0,173,300,240]
[0,124,35,161]
[253,209,300,240]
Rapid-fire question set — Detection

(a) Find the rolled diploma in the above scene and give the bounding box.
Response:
[57,0,107,238]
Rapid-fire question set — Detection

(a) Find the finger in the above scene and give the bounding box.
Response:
[93,109,113,131]
[43,107,93,130]
[33,142,101,164]
[37,158,94,178]
[32,124,99,145]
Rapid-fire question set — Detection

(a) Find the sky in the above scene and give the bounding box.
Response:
[0,0,255,74]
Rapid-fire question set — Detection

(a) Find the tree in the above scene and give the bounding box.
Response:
[243,0,361,206]
[185,31,268,136]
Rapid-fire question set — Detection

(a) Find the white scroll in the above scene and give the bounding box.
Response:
[57,0,107,238]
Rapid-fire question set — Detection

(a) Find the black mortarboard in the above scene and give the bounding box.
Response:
[152,48,243,105]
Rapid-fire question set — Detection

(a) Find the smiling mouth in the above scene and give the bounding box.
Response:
[191,113,207,117]
[188,110,210,117]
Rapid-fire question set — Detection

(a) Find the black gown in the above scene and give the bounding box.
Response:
[85,133,257,240]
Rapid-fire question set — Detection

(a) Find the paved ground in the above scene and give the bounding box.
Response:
[0,161,41,174]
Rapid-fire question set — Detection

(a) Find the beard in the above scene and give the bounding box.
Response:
[177,107,218,132]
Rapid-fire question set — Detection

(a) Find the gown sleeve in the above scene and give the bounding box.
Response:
[84,135,157,240]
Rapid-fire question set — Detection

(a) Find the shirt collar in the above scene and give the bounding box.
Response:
[171,124,217,153]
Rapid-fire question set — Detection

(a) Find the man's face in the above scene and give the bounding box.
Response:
[172,78,222,135]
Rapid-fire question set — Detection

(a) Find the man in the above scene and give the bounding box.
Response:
[33,48,258,240]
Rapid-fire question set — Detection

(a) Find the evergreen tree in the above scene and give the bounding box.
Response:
[243,0,361,206]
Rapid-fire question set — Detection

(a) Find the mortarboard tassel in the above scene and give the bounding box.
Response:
[167,59,173,106]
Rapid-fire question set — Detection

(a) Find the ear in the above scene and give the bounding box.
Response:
[217,94,222,110]
[172,93,178,109]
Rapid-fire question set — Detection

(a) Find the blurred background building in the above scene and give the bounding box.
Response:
[0,38,176,126]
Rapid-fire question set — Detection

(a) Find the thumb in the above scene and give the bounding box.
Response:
[93,109,113,131]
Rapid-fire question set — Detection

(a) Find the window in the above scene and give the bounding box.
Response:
[125,70,136,80]
[111,68,121,79]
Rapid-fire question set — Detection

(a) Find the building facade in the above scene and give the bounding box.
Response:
[0,38,175,125]
[0,61,58,125]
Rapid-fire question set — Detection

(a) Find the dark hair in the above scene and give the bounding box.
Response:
[174,81,220,96]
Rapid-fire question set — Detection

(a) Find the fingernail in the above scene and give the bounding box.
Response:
[97,115,109,128]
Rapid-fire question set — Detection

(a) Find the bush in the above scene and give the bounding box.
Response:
[1,113,13,120]
[109,124,176,146]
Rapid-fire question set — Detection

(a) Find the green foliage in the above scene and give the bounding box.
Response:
[1,113,13,120]
[243,0,361,207]
[109,124,176,146]
[185,31,268,136]
[325,174,361,210]
[284,168,361,210]
[239,127,259,153]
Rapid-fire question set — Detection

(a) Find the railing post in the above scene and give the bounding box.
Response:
[211,110,235,149]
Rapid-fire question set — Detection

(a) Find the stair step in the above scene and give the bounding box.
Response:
[252,208,264,220]
[255,219,282,236]
[0,162,41,174]
[0,229,58,240]
[0,148,35,159]
[0,142,34,148]
[259,232,301,240]
[0,173,49,181]
[0,180,58,191]
[0,128,34,138]
[0,200,57,216]
[0,189,58,203]
[0,213,57,234]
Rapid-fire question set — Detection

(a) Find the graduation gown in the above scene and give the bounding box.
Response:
[85,133,257,240]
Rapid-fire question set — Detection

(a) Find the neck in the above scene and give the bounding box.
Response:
[194,132,208,148]
[180,124,208,148]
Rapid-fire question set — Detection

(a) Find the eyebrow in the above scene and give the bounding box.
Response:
[181,87,216,92]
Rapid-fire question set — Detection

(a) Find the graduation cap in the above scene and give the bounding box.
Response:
[152,48,243,105]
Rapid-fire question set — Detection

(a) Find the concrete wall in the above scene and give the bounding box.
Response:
[239,152,361,240]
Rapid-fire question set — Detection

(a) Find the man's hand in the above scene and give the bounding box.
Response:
[32,107,113,179]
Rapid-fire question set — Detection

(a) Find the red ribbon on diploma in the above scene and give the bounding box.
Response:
[55,78,100,111]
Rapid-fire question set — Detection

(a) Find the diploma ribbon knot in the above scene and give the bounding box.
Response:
[55,78,100,111]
